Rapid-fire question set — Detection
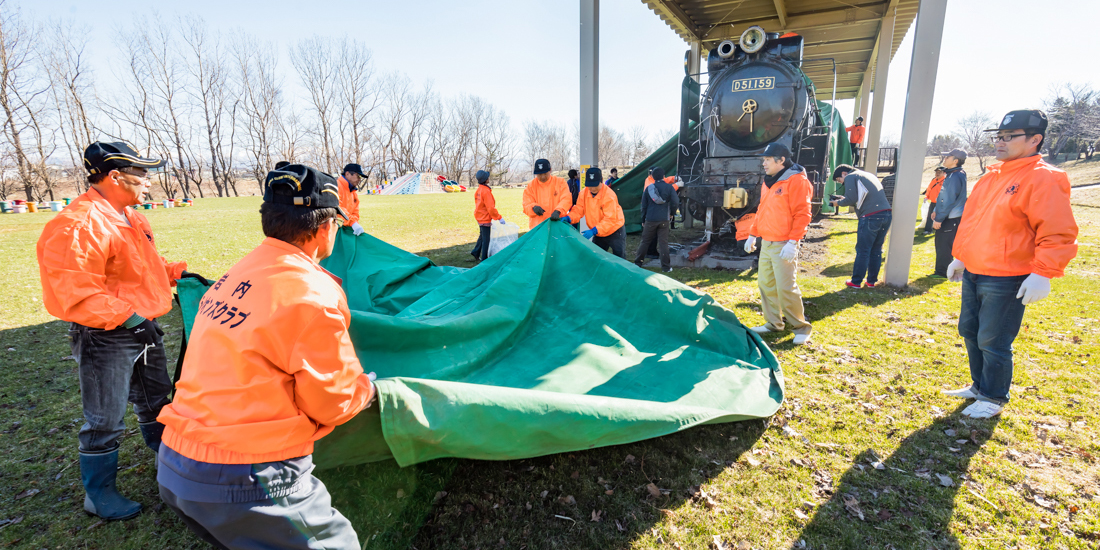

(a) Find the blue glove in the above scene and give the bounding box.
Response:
[582,228,598,239]
[561,215,572,225]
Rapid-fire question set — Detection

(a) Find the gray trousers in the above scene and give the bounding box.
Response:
[160,467,358,550]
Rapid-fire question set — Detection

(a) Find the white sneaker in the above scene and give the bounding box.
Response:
[942,386,978,399]
[750,325,778,334]
[792,333,811,345]
[962,400,1004,419]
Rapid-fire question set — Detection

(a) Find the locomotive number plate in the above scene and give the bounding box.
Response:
[732,77,775,92]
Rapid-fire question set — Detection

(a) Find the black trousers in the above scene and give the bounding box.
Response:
[850,142,861,166]
[470,224,492,261]
[634,221,670,269]
[591,226,626,258]
[934,217,961,276]
[921,202,936,233]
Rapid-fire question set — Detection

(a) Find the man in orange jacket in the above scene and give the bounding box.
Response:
[522,158,572,228]
[471,169,505,262]
[942,110,1078,419]
[36,142,199,520]
[563,167,626,258]
[743,143,813,345]
[920,166,945,235]
[156,164,376,549]
[338,163,365,236]
[847,116,866,165]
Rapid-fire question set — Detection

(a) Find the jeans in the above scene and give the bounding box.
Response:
[934,217,961,276]
[591,226,626,258]
[852,210,891,285]
[958,271,1028,404]
[470,224,492,261]
[69,321,173,454]
[633,220,670,269]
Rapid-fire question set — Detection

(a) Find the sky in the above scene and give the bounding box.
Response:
[20,0,1100,148]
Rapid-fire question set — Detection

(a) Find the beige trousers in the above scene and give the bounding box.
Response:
[757,240,811,335]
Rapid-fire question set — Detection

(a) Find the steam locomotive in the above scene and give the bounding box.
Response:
[676,26,841,235]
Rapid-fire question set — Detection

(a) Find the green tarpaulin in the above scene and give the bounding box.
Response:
[177,222,784,470]
[816,100,854,214]
[608,124,697,235]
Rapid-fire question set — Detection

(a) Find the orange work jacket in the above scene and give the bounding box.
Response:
[847,124,866,145]
[644,175,680,190]
[158,237,375,464]
[338,175,360,225]
[924,175,944,202]
[36,188,186,330]
[749,166,813,242]
[735,213,756,241]
[522,175,572,228]
[952,155,1078,279]
[567,184,625,237]
[474,185,501,224]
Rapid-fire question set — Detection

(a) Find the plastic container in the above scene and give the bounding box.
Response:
[63,198,72,205]
[27,202,38,213]
[13,205,26,213]
[50,201,64,212]
[163,200,172,208]
[0,201,10,213]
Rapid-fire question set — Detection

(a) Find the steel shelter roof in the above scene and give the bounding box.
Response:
[643,0,919,99]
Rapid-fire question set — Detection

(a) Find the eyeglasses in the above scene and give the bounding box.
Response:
[118,168,150,180]
[990,133,1028,145]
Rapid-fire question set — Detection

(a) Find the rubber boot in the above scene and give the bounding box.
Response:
[138,421,164,454]
[80,450,142,520]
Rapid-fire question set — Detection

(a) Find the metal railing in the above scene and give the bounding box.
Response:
[854,147,899,174]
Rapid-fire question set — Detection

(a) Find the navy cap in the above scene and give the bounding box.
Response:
[84,142,165,175]
[585,167,603,187]
[342,163,367,178]
[947,148,968,162]
[986,109,1048,133]
[533,159,551,175]
[650,166,666,180]
[263,164,349,221]
[762,142,792,159]
[475,170,490,183]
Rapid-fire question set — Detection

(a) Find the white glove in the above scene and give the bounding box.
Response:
[351,222,364,236]
[779,240,799,261]
[367,371,377,382]
[1016,273,1051,305]
[744,235,757,253]
[946,258,965,282]
[499,218,506,225]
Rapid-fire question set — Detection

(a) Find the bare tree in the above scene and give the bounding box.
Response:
[290,36,340,173]
[0,2,40,201]
[42,21,95,194]
[181,16,236,196]
[233,35,283,186]
[953,111,995,173]
[335,38,377,170]
[481,106,513,184]
[628,125,650,166]
[1045,83,1099,159]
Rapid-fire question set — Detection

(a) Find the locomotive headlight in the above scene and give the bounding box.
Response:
[717,40,736,59]
[739,26,767,53]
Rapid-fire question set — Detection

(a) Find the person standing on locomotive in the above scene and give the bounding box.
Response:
[744,143,813,345]
[847,117,866,166]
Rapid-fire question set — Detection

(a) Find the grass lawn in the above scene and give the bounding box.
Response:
[1,187,1098,550]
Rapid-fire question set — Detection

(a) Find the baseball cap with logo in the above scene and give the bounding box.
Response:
[263,164,349,221]
[985,109,1048,134]
[584,167,603,187]
[533,159,551,175]
[83,142,166,175]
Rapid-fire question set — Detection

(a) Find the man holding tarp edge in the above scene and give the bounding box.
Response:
[522,158,572,227]
[156,164,376,549]
[36,142,204,521]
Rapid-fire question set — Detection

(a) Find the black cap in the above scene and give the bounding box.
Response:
[585,167,603,187]
[934,165,946,172]
[985,110,1048,134]
[762,142,792,159]
[274,160,291,170]
[263,164,348,221]
[84,142,165,175]
[650,166,666,180]
[342,163,367,178]
[533,159,551,174]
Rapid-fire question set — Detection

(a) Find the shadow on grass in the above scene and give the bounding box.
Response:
[793,403,1001,549]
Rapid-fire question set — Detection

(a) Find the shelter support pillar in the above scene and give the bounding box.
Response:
[864,8,895,175]
[580,0,599,167]
[688,41,702,82]
[884,0,948,287]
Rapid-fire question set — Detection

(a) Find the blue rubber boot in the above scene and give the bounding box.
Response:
[80,450,142,520]
[138,421,164,454]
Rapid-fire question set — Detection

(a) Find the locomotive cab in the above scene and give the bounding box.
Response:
[677,27,841,239]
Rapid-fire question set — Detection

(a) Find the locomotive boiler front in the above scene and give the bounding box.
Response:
[678,28,825,227]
